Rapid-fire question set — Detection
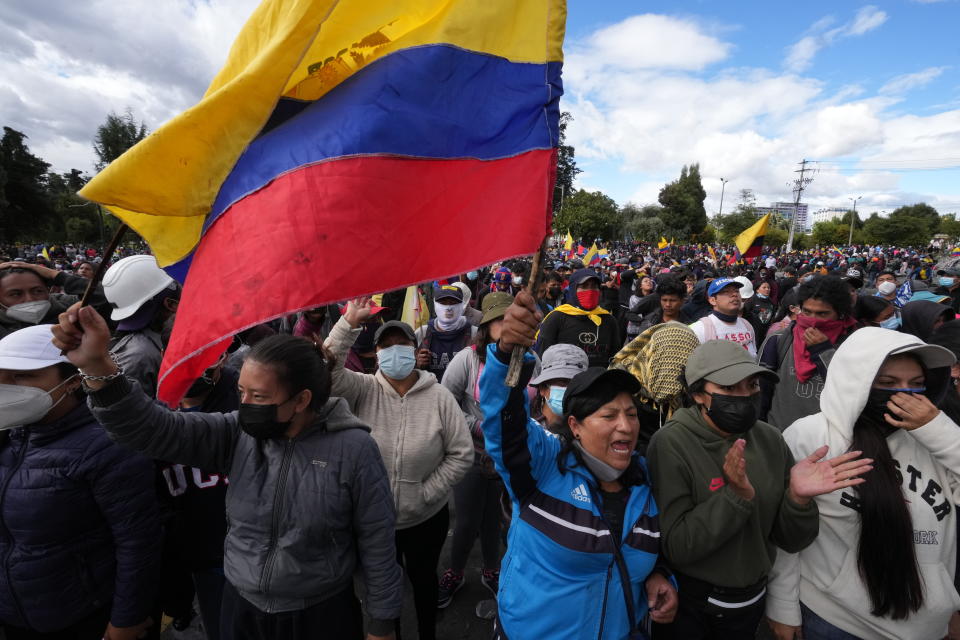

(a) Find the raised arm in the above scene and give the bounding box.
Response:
[481,291,558,505]
[324,298,380,409]
[51,303,240,473]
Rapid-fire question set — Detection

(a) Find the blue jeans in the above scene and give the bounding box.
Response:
[801,602,862,640]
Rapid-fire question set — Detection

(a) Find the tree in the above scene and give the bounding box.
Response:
[812,220,853,246]
[93,110,148,170]
[862,210,931,247]
[889,203,939,237]
[658,164,708,240]
[735,189,757,216]
[940,215,960,240]
[554,112,582,215]
[715,210,761,243]
[622,203,667,242]
[0,127,56,240]
[553,189,622,241]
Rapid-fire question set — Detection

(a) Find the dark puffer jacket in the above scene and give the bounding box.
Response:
[0,403,160,632]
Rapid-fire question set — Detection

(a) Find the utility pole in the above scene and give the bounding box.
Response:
[718,178,729,217]
[847,196,861,247]
[786,159,816,252]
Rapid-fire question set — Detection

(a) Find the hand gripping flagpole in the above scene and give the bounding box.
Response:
[505,235,549,388]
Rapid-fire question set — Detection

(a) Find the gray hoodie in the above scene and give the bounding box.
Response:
[88,377,402,630]
[326,316,473,529]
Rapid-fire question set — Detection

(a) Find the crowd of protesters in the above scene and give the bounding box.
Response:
[3,237,960,639]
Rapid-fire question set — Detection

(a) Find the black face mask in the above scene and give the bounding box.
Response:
[861,387,925,436]
[238,399,293,440]
[706,393,758,434]
[548,287,562,298]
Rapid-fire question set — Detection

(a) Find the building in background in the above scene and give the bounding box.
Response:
[755,202,809,231]
[812,208,849,226]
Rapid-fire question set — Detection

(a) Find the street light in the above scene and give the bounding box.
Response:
[847,196,862,247]
[718,178,729,217]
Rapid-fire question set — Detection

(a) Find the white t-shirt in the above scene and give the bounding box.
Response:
[691,314,757,357]
[765,256,777,269]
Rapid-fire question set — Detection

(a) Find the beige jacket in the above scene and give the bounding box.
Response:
[326,317,473,529]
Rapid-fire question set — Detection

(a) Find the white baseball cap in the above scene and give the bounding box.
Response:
[0,325,70,371]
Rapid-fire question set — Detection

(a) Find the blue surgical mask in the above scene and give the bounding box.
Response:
[466,270,478,281]
[879,315,901,330]
[756,293,768,299]
[547,385,565,416]
[377,345,416,380]
[939,277,956,287]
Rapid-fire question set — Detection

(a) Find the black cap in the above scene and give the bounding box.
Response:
[373,320,417,346]
[562,367,641,415]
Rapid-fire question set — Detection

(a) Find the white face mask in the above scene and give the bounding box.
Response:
[0,376,76,430]
[877,281,896,296]
[2,300,52,325]
[433,302,463,330]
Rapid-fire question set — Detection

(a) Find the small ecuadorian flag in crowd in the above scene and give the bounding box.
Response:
[734,213,770,263]
[79,0,567,405]
[952,246,960,257]
[564,232,574,258]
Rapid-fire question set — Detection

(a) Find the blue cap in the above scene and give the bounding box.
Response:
[707,277,743,297]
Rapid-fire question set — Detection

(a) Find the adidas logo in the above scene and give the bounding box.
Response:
[571,483,590,503]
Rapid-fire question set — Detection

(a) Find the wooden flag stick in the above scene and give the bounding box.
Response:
[505,235,549,388]
[78,223,128,309]
[59,222,128,355]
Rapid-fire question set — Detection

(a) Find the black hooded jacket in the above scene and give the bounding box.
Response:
[534,269,621,367]
[900,300,954,342]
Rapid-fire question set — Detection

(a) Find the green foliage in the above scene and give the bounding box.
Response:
[553,189,622,241]
[93,109,148,170]
[939,215,960,240]
[0,127,56,240]
[765,226,788,248]
[554,112,582,215]
[811,220,860,246]
[714,210,760,243]
[622,203,666,242]
[890,203,939,237]
[862,208,933,247]
[658,164,708,240]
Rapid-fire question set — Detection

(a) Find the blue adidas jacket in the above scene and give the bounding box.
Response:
[480,344,662,639]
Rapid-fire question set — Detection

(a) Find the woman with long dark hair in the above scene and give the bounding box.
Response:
[767,327,960,640]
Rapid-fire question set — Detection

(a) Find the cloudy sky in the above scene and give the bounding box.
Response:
[2,0,959,218]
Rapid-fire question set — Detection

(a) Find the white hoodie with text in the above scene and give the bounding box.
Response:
[766,327,960,640]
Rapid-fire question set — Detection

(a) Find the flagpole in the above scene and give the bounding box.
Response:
[59,222,128,355]
[505,235,548,387]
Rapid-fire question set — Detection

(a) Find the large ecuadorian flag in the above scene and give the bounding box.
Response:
[80,0,566,406]
[734,213,771,262]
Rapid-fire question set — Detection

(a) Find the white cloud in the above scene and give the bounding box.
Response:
[563,12,960,219]
[0,0,258,173]
[583,15,731,71]
[784,5,887,72]
[879,66,949,94]
[847,6,889,35]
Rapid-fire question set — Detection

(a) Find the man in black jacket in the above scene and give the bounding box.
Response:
[535,269,621,367]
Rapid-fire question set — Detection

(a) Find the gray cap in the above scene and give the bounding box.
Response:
[530,343,589,386]
[888,342,956,369]
[373,320,417,346]
[684,340,779,386]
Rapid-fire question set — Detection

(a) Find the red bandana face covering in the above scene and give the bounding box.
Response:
[792,314,856,382]
[576,289,601,310]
